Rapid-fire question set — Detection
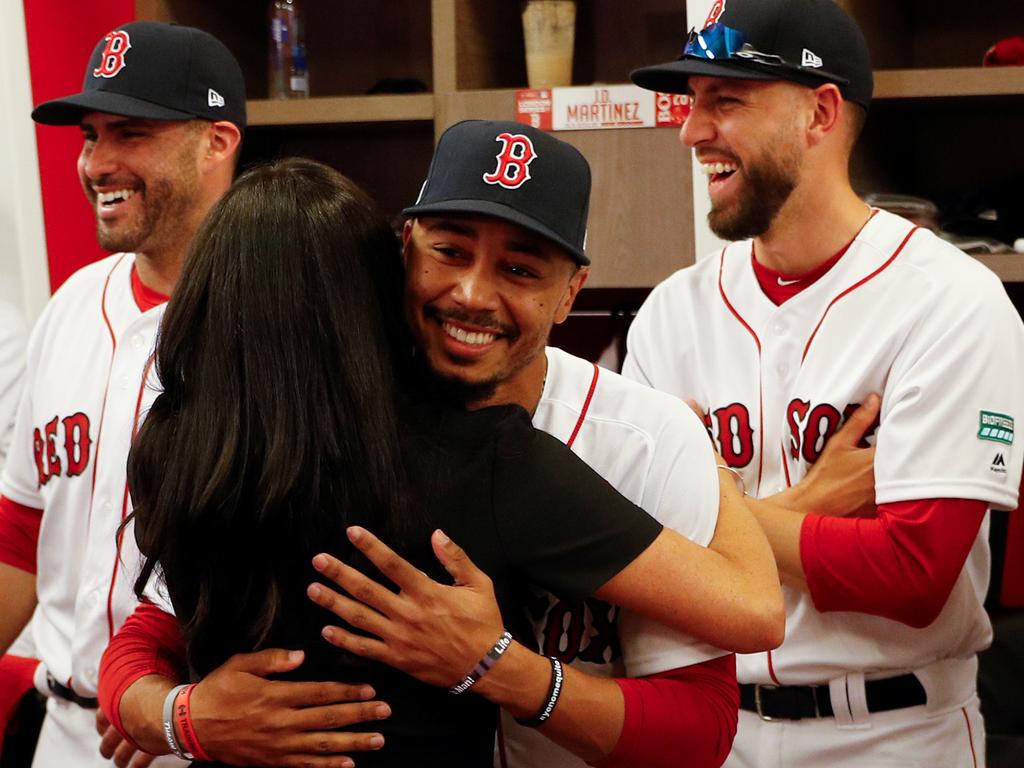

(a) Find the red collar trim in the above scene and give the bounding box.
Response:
[130,264,170,312]
[751,210,877,305]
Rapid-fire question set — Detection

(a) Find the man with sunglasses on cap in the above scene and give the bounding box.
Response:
[0,21,245,768]
[625,0,1024,765]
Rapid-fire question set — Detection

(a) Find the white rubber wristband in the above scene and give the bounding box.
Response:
[161,684,193,760]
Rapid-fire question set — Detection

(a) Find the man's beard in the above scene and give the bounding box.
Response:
[96,177,193,254]
[412,353,500,407]
[707,144,800,242]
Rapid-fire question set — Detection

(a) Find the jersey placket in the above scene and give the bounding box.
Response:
[70,257,163,695]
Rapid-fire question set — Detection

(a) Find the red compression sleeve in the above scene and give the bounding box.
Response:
[0,496,43,573]
[0,654,40,754]
[801,498,986,628]
[592,654,738,768]
[98,601,186,746]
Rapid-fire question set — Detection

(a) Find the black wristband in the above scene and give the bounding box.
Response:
[449,630,514,695]
[514,657,564,727]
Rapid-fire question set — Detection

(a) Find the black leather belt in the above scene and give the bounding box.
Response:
[46,674,99,709]
[739,674,926,720]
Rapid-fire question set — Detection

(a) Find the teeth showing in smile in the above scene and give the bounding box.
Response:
[701,162,738,176]
[443,322,495,346]
[97,189,135,205]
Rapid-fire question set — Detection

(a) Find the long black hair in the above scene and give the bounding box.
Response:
[130,158,415,674]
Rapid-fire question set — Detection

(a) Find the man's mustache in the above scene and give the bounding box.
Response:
[428,306,518,339]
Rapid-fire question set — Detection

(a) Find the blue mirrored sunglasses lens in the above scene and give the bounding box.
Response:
[682,23,748,60]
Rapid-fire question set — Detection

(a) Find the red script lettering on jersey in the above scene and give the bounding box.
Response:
[33,412,92,486]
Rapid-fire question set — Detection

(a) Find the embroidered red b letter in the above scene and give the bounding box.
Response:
[483,133,537,190]
[93,30,132,78]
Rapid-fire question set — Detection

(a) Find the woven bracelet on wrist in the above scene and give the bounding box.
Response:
[161,684,191,760]
[449,630,514,695]
[514,657,564,727]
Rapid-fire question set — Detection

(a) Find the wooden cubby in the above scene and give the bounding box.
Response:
[136,0,1024,285]
[843,0,1024,278]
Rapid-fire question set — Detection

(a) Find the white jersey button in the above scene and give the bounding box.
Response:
[777,363,790,376]
[773,320,788,335]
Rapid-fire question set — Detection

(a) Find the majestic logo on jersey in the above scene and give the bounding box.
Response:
[978,411,1014,445]
[787,400,877,463]
[482,133,537,190]
[33,413,92,487]
[525,593,621,665]
[93,30,131,78]
[990,452,1008,475]
[703,0,727,27]
[703,403,755,468]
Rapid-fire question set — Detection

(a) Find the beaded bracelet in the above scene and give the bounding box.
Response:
[449,630,514,695]
[161,684,191,760]
[514,657,564,727]
[173,683,212,762]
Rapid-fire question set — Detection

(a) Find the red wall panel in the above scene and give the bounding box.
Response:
[23,1,135,292]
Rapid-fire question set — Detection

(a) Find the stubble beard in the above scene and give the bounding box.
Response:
[707,139,801,242]
[94,141,200,255]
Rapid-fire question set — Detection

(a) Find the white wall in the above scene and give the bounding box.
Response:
[0,0,51,325]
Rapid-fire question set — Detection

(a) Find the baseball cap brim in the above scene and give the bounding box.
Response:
[32,90,198,126]
[631,57,845,95]
[403,198,590,266]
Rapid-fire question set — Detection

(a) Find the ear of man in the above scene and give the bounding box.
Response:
[553,264,589,325]
[805,83,845,149]
[201,119,243,175]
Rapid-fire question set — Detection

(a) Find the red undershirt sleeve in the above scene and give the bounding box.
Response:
[801,498,987,628]
[98,601,186,746]
[591,654,738,768]
[0,495,43,574]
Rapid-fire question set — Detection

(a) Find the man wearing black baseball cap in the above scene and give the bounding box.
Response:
[0,20,245,768]
[624,1,1024,767]
[100,119,852,768]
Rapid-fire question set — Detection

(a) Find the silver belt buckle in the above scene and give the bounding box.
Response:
[754,683,778,721]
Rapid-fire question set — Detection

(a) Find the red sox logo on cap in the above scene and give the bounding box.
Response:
[93,30,131,78]
[703,0,727,27]
[483,133,537,190]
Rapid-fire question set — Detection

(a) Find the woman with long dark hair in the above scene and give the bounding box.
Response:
[126,158,766,766]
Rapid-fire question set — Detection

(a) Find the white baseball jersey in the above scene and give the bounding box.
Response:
[623,209,1024,688]
[497,345,722,768]
[0,299,28,469]
[0,254,181,767]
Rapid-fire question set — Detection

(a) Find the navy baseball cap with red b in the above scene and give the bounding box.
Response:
[32,21,246,130]
[631,0,873,109]
[404,120,591,266]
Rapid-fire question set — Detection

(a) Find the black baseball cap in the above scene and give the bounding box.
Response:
[404,120,591,266]
[631,0,873,109]
[32,21,246,130]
